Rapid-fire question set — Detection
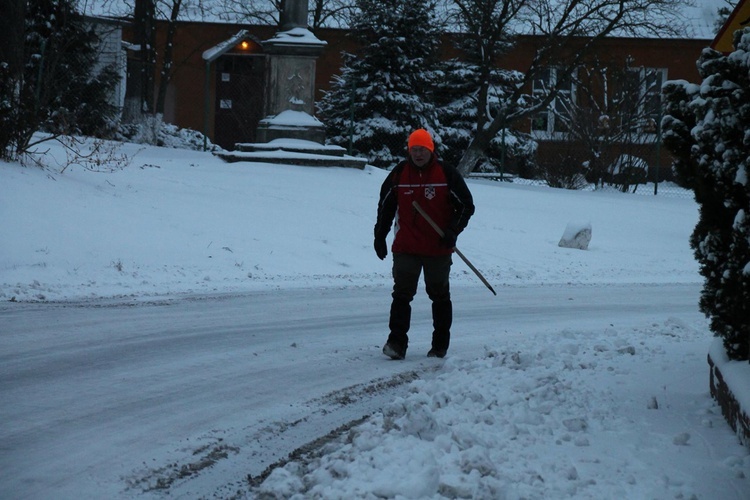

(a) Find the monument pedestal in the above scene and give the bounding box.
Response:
[255,109,325,144]
[257,27,326,144]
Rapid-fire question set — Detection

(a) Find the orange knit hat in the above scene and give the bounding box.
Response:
[408,129,434,152]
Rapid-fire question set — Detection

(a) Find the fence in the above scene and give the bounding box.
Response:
[471,175,694,199]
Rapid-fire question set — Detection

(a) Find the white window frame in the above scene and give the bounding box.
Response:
[623,67,668,138]
[530,68,577,140]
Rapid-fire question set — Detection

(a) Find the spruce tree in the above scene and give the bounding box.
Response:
[662,29,750,361]
[317,0,442,168]
[434,58,536,175]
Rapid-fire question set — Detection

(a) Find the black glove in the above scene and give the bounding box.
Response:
[374,237,388,260]
[441,228,458,249]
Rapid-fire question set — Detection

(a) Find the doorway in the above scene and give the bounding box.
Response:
[214,54,265,150]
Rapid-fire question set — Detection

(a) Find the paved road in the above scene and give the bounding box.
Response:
[0,283,704,498]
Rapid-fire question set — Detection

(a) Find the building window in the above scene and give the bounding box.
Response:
[531,68,576,138]
[621,67,667,134]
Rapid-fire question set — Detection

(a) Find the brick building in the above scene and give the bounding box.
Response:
[124,21,713,178]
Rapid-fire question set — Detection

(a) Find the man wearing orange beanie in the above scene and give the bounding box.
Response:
[374,128,475,359]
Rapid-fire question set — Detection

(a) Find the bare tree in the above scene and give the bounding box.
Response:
[215,0,355,30]
[446,0,687,176]
[712,0,735,32]
[94,0,203,140]
[122,0,157,124]
[155,0,183,115]
[215,0,282,25]
[309,0,357,29]
[442,0,525,134]
[551,56,666,191]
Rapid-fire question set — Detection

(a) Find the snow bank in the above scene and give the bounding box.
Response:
[256,320,749,499]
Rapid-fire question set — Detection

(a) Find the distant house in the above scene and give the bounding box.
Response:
[123,20,713,179]
[85,15,127,110]
[499,35,712,183]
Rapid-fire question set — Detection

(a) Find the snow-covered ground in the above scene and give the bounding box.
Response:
[0,139,704,302]
[1,138,749,499]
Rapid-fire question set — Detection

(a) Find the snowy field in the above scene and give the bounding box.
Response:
[0,139,704,302]
[1,138,749,499]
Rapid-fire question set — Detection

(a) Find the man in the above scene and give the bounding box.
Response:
[374,128,475,360]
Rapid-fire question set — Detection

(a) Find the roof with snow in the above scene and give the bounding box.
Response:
[202,30,250,62]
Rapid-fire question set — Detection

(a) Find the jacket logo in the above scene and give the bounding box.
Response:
[424,186,436,199]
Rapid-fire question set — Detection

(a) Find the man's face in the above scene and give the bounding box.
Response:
[409,146,432,167]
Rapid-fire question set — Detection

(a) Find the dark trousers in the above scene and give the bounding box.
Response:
[387,253,453,351]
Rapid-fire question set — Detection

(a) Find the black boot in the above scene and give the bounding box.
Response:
[430,300,452,357]
[383,342,407,360]
[384,297,411,359]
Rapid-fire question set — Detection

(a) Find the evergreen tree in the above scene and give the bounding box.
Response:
[317,0,442,168]
[434,58,536,175]
[662,29,750,361]
[0,0,120,160]
[662,78,699,190]
[432,59,479,168]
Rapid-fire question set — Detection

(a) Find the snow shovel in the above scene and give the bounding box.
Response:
[412,201,497,296]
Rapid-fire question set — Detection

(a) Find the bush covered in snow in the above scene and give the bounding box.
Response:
[662,28,750,361]
[117,119,219,151]
[0,0,120,161]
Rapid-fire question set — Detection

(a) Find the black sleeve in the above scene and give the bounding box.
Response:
[443,164,475,233]
[373,165,402,239]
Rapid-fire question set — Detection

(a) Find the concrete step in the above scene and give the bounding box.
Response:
[218,138,368,169]
[215,150,368,169]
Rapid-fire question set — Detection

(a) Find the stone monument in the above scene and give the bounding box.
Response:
[216,0,367,168]
[255,0,327,143]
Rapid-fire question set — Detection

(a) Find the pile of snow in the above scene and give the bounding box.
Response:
[558,220,592,250]
[256,320,748,499]
[116,120,220,151]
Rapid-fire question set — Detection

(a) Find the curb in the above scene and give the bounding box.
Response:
[708,351,750,448]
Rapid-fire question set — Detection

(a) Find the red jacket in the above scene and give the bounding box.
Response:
[375,157,474,256]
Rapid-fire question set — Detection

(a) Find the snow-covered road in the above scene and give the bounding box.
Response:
[0,283,731,498]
